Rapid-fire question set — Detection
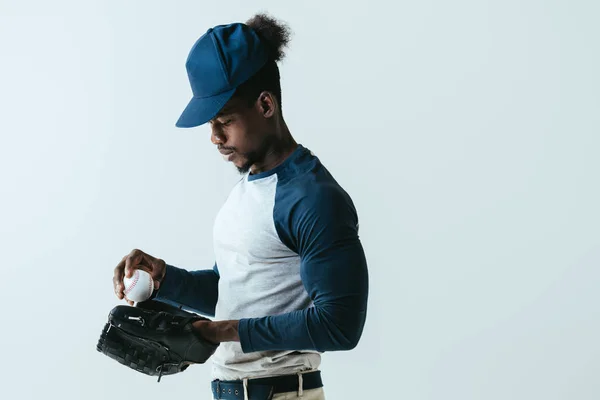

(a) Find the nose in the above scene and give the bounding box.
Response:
[210,126,225,145]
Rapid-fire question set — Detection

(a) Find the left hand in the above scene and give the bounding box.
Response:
[191,319,240,344]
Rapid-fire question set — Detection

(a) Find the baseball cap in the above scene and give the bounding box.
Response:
[175,22,269,128]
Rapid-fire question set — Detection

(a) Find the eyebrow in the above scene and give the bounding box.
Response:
[209,107,233,124]
[215,105,237,118]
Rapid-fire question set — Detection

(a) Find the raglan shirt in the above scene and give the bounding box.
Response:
[154,144,369,380]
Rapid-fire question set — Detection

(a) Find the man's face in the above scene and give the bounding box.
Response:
[209,94,274,174]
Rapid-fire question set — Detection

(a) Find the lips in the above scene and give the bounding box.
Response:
[218,148,234,156]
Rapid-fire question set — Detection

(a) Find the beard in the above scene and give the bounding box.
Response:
[235,157,254,174]
[233,135,277,174]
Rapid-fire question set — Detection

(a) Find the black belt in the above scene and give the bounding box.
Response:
[211,370,322,400]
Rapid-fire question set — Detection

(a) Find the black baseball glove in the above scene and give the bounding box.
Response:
[96,300,219,381]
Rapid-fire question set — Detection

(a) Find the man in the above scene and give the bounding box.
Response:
[112,13,369,400]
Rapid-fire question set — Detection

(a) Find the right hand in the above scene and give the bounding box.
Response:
[113,249,167,305]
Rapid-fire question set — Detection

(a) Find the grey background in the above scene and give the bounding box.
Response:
[1,0,598,399]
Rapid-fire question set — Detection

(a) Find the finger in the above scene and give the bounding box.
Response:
[114,278,124,299]
[151,259,166,283]
[127,250,154,277]
[113,259,126,299]
[153,280,161,290]
[124,252,133,277]
[138,252,155,273]
[124,249,141,278]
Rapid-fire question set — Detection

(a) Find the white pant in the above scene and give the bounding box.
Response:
[213,371,326,400]
[271,387,325,399]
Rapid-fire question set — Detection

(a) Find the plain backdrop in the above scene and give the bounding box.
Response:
[1,1,599,399]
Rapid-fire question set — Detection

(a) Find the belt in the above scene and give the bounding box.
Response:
[211,370,322,400]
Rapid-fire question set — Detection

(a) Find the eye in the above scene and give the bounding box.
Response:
[218,118,233,127]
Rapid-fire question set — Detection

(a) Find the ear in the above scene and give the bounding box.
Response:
[256,91,277,119]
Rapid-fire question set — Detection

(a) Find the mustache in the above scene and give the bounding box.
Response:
[217,145,236,152]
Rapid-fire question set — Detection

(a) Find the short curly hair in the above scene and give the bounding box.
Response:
[233,13,292,112]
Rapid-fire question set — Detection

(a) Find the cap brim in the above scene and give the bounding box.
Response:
[175,88,236,128]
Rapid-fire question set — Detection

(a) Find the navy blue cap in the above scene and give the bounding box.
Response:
[175,23,269,128]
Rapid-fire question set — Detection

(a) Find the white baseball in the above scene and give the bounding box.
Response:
[123,269,154,302]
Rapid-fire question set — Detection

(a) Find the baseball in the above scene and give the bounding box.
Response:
[123,269,154,303]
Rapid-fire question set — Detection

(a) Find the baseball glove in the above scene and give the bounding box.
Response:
[96,300,219,381]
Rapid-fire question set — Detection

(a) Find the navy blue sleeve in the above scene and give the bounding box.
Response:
[153,263,220,317]
[237,183,369,352]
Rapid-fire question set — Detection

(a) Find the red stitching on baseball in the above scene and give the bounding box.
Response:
[124,270,140,296]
